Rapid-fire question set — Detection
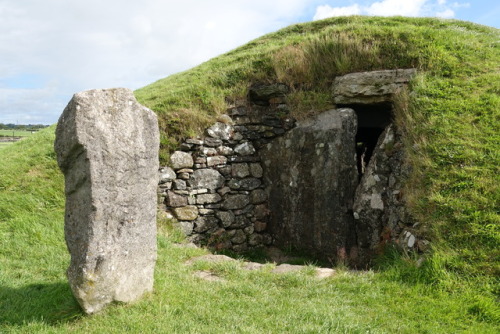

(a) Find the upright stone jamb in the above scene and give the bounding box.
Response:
[55,88,160,314]
[260,109,359,263]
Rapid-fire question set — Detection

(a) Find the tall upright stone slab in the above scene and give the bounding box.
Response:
[55,88,159,314]
[260,109,359,263]
[352,124,413,267]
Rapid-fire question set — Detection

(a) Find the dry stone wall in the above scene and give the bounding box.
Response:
[158,98,296,252]
[160,69,425,267]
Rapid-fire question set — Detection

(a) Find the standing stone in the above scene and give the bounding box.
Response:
[260,109,358,263]
[352,124,413,267]
[54,88,159,314]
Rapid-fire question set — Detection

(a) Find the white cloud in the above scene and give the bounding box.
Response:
[313,4,361,20]
[0,86,64,124]
[436,9,455,18]
[451,2,470,9]
[0,0,488,124]
[365,0,428,17]
[0,0,313,124]
[313,0,472,21]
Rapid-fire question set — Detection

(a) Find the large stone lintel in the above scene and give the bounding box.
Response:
[332,69,416,105]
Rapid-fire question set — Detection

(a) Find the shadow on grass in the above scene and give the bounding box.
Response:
[0,282,82,326]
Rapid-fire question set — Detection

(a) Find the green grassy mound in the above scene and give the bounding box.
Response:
[1,16,498,332]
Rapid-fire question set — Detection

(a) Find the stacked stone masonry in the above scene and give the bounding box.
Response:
[158,100,296,252]
[159,70,424,267]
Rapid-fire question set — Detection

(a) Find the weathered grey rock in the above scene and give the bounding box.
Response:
[207,156,227,167]
[223,194,251,210]
[271,264,304,274]
[240,178,261,190]
[166,191,188,207]
[260,109,358,263]
[250,189,267,204]
[194,216,219,233]
[232,163,250,178]
[206,122,233,140]
[54,88,159,314]
[353,124,413,266]
[204,137,222,147]
[234,204,254,216]
[244,225,255,235]
[190,169,225,190]
[333,69,416,105]
[200,147,218,156]
[228,178,261,190]
[185,254,235,265]
[179,221,194,235]
[216,210,235,228]
[217,146,234,156]
[159,167,176,183]
[170,151,193,170]
[173,205,199,221]
[249,163,263,178]
[232,215,250,229]
[249,83,289,106]
[199,208,215,215]
[173,179,187,190]
[186,138,204,145]
[234,142,256,155]
[218,186,231,196]
[196,193,222,205]
[243,261,264,270]
[231,229,247,244]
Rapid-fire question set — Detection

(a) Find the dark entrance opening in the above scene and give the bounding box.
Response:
[339,103,393,178]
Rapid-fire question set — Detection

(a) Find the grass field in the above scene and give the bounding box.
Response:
[0,128,498,333]
[0,130,37,149]
[0,16,499,333]
[0,129,38,137]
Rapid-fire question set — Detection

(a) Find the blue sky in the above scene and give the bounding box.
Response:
[0,0,498,125]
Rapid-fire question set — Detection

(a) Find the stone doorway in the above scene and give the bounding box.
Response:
[347,103,393,178]
[160,69,417,268]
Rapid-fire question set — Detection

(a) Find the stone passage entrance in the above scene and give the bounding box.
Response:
[260,69,416,266]
[352,103,392,178]
[160,69,417,268]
